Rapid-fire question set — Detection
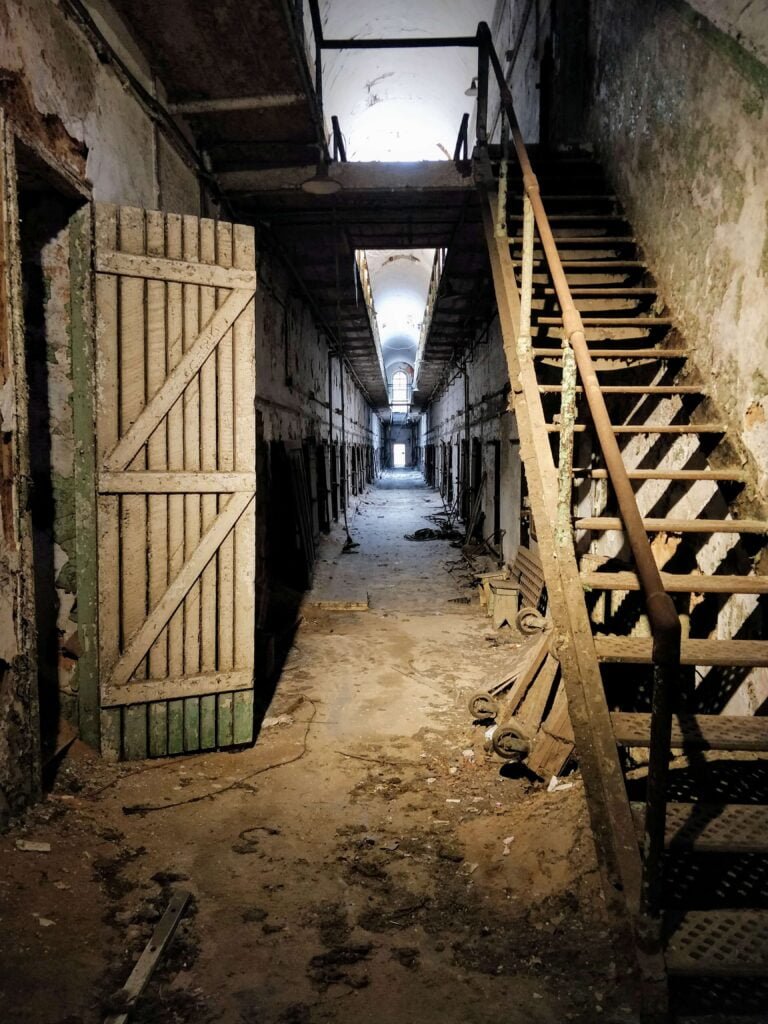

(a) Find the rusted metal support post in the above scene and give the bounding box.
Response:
[495,119,509,239]
[453,112,470,164]
[464,360,471,519]
[307,0,324,114]
[555,341,576,548]
[331,116,347,161]
[476,34,490,148]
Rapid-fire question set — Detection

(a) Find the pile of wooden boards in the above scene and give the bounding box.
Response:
[469,628,575,780]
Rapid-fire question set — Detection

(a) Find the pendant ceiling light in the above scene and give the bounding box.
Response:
[464,78,478,97]
[300,161,343,195]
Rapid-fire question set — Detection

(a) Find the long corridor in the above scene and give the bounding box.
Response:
[2,473,632,1024]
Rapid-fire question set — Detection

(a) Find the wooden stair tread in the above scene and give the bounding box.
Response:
[512,236,637,245]
[581,571,768,594]
[611,712,768,751]
[536,316,672,326]
[548,423,724,434]
[575,517,768,534]
[595,636,768,667]
[509,213,625,222]
[536,286,657,296]
[588,468,746,481]
[538,194,618,201]
[540,385,704,394]
[665,911,768,977]
[630,803,768,854]
[533,348,689,359]
[528,259,646,268]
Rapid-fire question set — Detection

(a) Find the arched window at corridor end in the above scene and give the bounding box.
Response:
[390,369,410,413]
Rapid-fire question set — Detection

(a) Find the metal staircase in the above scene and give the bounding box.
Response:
[472,22,768,1022]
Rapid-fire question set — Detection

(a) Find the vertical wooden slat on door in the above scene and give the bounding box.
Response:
[165,214,186,753]
[146,210,169,756]
[231,223,256,743]
[76,203,258,759]
[94,207,122,760]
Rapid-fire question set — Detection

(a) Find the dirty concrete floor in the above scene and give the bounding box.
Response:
[1,470,638,1024]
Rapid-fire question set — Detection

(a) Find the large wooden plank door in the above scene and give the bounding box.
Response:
[73,204,257,760]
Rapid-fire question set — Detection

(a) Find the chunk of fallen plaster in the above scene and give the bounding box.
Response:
[547,776,574,793]
[16,840,51,853]
[261,714,294,728]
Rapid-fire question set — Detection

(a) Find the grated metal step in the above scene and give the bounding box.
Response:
[665,910,768,977]
[596,636,768,667]
[611,712,768,751]
[630,803,768,854]
[581,571,768,594]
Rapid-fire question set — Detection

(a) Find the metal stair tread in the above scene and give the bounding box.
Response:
[575,516,767,534]
[611,712,768,750]
[629,803,768,854]
[665,910,768,977]
[581,571,768,594]
[595,636,768,667]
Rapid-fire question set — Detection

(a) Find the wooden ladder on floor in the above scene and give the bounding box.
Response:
[473,22,768,1022]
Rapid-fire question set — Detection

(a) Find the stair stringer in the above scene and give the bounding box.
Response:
[479,182,667,1005]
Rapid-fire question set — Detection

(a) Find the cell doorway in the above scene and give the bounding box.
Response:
[393,443,406,468]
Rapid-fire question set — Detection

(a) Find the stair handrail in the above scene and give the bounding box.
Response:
[475,21,681,925]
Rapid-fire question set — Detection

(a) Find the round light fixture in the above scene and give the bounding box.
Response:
[300,162,343,195]
[464,78,478,97]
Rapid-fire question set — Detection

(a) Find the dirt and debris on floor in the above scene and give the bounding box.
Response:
[0,471,639,1023]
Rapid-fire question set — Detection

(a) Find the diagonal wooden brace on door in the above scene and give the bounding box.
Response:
[105,491,254,690]
[102,286,254,473]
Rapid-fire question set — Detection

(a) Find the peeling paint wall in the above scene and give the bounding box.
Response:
[587,0,768,495]
[0,0,202,211]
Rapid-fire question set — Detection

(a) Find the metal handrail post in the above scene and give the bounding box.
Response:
[556,341,577,549]
[518,193,534,353]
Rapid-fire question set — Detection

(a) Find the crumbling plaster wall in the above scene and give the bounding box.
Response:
[0,0,202,211]
[587,0,768,495]
[425,321,520,563]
